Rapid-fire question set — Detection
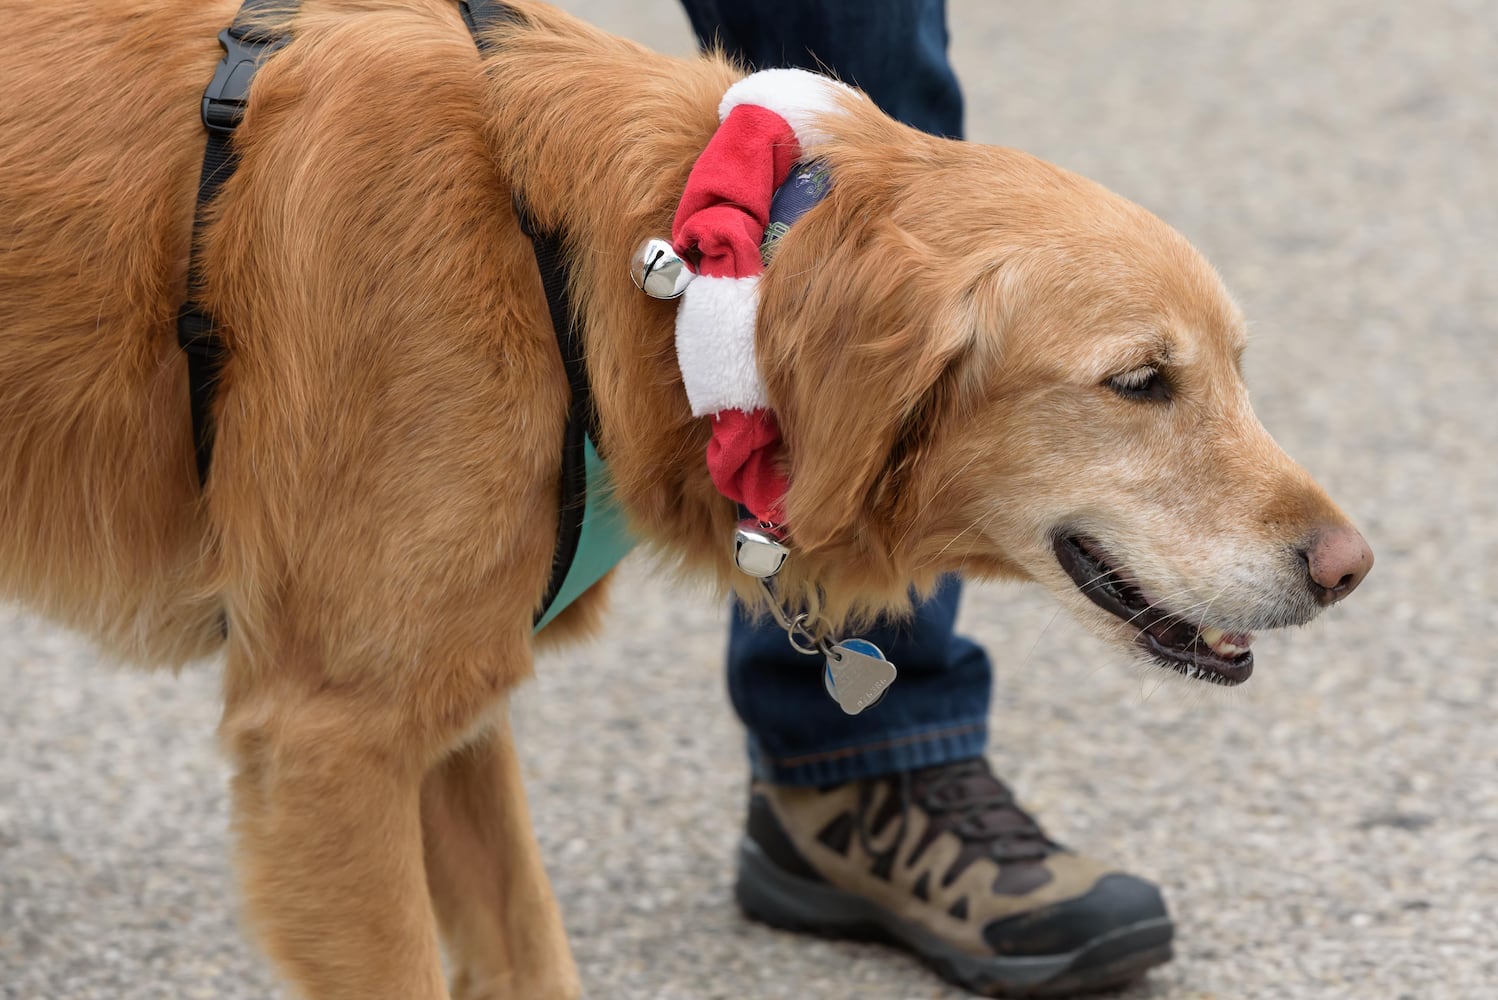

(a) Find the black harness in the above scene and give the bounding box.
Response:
[177,1,288,487]
[181,0,597,627]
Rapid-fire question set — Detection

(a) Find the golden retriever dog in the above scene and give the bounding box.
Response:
[0,0,1372,997]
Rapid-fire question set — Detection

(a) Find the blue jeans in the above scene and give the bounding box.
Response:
[680,0,963,139]
[679,0,990,785]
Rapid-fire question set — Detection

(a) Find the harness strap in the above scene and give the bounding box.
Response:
[178,1,291,486]
[181,0,622,630]
[458,0,520,39]
[459,0,618,628]
[516,211,596,625]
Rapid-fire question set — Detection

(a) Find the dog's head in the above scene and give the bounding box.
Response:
[755,110,1371,684]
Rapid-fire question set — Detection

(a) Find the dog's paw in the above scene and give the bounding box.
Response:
[452,968,581,1000]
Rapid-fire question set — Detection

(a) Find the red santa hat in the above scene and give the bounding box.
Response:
[668,68,857,529]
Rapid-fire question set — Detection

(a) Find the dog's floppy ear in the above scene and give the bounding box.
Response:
[758,216,981,555]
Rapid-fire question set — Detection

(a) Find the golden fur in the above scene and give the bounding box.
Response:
[0,2,1369,997]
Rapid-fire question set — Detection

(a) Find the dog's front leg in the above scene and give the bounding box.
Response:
[422,712,580,1000]
[222,670,451,1000]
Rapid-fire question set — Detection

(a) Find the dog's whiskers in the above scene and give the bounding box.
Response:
[1019,608,1064,674]
[892,449,988,556]
[1117,586,1197,634]
[1128,587,1227,644]
[1142,669,1172,703]
[911,499,1007,572]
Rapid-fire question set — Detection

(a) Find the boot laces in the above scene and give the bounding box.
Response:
[911,759,1053,863]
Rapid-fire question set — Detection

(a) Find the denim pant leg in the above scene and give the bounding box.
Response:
[727,577,991,785]
[678,0,987,785]
[678,0,964,140]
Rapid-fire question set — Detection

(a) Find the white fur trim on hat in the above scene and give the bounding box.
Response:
[675,275,768,416]
[717,68,859,149]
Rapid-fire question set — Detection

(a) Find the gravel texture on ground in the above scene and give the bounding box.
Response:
[2,1,1495,998]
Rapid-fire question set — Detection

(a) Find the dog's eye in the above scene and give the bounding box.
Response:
[1107,365,1171,401]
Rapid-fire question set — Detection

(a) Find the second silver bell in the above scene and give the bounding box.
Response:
[631,238,695,300]
[734,519,790,579]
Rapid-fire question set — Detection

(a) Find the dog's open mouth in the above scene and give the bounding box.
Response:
[1053,534,1254,685]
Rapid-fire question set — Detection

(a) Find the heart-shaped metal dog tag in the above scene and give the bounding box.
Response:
[823,638,897,715]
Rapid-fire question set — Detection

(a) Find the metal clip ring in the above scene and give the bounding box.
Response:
[757,579,836,657]
[785,613,823,656]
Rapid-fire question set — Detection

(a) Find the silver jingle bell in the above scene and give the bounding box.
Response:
[733,518,790,579]
[630,238,695,300]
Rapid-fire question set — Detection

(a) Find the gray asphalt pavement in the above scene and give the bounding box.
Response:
[3,1,1495,998]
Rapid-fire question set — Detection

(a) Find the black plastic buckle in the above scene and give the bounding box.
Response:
[201,26,289,135]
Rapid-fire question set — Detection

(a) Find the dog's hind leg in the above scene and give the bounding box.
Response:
[421,714,580,1000]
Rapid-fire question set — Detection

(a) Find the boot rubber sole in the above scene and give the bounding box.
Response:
[735,837,1174,998]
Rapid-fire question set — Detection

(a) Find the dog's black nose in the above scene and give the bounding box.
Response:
[1301,524,1374,606]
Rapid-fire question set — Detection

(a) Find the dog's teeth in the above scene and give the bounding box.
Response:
[1199,625,1251,657]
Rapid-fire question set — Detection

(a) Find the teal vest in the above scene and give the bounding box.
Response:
[532,437,637,632]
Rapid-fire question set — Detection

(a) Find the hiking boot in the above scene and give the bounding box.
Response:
[735,758,1173,997]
